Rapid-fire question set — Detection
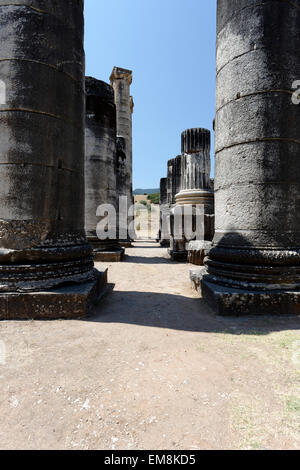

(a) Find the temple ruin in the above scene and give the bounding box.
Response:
[0,0,298,321]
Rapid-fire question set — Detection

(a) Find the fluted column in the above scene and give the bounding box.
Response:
[158,177,170,247]
[198,0,300,315]
[160,178,167,205]
[169,129,214,262]
[177,129,214,211]
[85,77,124,262]
[167,159,174,206]
[168,154,186,260]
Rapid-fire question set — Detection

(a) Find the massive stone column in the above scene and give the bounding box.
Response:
[170,129,214,262]
[110,67,134,247]
[85,77,124,262]
[193,0,300,315]
[0,0,106,319]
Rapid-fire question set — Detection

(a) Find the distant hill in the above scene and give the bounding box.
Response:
[133,188,159,195]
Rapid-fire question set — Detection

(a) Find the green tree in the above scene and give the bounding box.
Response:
[148,193,160,205]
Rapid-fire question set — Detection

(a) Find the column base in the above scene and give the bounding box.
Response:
[119,240,133,248]
[168,249,188,262]
[188,240,212,266]
[190,267,300,316]
[0,268,108,320]
[93,248,125,262]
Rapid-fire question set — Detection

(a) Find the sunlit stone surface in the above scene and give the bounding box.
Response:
[85,77,124,262]
[193,0,300,315]
[0,0,106,318]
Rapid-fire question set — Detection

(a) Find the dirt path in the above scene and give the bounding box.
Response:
[0,241,299,450]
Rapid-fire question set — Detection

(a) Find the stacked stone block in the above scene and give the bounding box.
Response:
[85,77,124,262]
[0,0,106,319]
[110,67,134,247]
[193,0,300,315]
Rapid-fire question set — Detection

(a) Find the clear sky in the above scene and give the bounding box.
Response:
[84,0,217,189]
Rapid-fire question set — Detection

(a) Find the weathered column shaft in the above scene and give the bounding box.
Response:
[110,67,134,245]
[0,0,95,293]
[85,77,123,261]
[181,128,211,191]
[199,0,300,315]
[167,159,174,206]
[167,156,182,207]
[173,155,182,202]
[168,155,185,260]
[171,129,214,262]
[158,177,170,246]
[160,178,168,206]
[110,67,133,203]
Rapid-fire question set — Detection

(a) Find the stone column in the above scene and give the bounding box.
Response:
[170,129,214,262]
[160,178,168,206]
[0,0,106,319]
[168,155,185,260]
[178,129,214,265]
[173,155,182,204]
[158,178,170,247]
[85,77,124,262]
[167,159,174,206]
[110,67,133,247]
[194,0,300,315]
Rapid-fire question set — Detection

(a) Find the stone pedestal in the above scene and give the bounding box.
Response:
[197,0,300,316]
[188,240,212,266]
[85,77,124,262]
[169,129,214,262]
[0,268,108,320]
[110,67,134,246]
[0,1,106,318]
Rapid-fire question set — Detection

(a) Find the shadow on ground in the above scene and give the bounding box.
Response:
[88,287,300,335]
[124,255,183,265]
[124,243,182,264]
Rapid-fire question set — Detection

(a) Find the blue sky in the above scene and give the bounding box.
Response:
[85,0,216,189]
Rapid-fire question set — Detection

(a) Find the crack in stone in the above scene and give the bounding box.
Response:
[0,58,83,86]
[0,3,47,14]
[215,137,300,155]
[216,89,293,113]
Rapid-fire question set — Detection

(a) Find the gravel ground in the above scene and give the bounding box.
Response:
[0,242,299,450]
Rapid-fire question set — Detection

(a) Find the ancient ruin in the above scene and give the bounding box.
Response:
[167,129,214,262]
[180,128,214,265]
[191,0,300,315]
[85,77,124,262]
[110,67,134,247]
[0,0,106,319]
[1,0,300,454]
